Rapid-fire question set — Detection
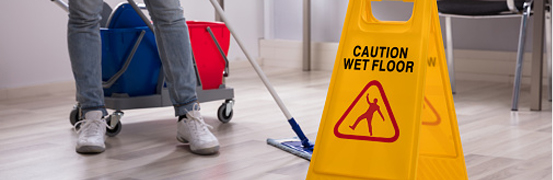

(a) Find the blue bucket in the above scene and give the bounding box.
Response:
[100,3,162,97]
[101,26,161,97]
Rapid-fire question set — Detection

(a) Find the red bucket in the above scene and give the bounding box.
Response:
[187,21,230,90]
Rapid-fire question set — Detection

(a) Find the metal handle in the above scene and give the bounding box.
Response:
[102,30,146,89]
[206,26,230,77]
[127,0,154,32]
[50,0,69,12]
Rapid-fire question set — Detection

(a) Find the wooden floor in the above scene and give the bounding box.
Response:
[0,65,551,180]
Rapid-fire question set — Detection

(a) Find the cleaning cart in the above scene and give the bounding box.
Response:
[52,0,235,136]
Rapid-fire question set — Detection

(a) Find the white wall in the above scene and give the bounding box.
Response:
[0,0,541,92]
[269,0,535,51]
[0,0,263,90]
[0,1,71,90]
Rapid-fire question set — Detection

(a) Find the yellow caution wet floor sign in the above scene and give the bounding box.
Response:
[306,0,467,179]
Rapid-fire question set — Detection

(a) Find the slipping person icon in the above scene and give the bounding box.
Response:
[349,93,385,136]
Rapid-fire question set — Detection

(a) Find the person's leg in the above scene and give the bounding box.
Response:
[350,115,365,130]
[368,119,373,136]
[144,0,219,155]
[67,0,108,116]
[68,0,108,154]
[143,0,197,116]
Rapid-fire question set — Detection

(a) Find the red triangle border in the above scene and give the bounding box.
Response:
[333,80,400,143]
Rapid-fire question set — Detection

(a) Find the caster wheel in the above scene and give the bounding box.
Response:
[217,103,233,123]
[105,115,122,137]
[69,104,81,126]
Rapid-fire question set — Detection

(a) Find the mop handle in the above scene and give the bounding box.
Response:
[208,0,293,120]
[51,0,69,12]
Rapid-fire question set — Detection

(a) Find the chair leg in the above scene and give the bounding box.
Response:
[545,7,552,102]
[511,3,532,111]
[445,16,456,94]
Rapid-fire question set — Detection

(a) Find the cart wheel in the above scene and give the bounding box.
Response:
[105,115,122,137]
[69,104,81,126]
[217,103,233,123]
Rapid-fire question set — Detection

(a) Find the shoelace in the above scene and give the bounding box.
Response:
[186,103,214,131]
[74,118,110,137]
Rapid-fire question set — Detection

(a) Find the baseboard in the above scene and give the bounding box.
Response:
[259,39,550,85]
[0,81,76,101]
[228,58,264,70]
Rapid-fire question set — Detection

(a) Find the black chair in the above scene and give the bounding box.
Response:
[438,0,551,110]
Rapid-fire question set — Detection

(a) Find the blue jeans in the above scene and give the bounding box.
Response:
[68,0,198,117]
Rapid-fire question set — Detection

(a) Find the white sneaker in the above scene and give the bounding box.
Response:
[74,111,107,154]
[177,104,220,155]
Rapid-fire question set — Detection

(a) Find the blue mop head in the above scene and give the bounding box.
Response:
[267,137,314,161]
[268,118,314,160]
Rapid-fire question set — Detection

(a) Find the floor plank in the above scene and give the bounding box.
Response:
[0,65,550,180]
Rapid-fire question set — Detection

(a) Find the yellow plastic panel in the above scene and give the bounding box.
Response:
[416,2,468,179]
[306,0,433,179]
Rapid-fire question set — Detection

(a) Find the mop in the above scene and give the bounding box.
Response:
[207,0,314,161]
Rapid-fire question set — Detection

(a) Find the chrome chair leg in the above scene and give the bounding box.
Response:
[512,2,532,111]
[545,6,552,102]
[445,16,456,94]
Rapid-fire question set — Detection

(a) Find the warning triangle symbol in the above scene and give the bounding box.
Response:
[334,80,399,143]
[422,97,441,126]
